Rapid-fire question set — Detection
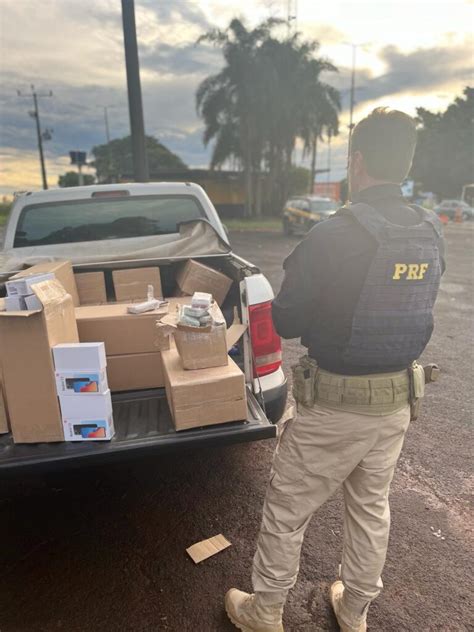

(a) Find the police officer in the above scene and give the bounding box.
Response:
[225,108,446,632]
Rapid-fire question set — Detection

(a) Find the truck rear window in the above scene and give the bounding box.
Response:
[14,195,205,247]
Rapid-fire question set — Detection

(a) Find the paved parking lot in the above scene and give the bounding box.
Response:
[0,224,472,631]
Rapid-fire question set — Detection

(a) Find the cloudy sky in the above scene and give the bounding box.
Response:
[0,0,472,196]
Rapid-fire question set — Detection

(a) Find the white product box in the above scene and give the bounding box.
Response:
[5,272,55,297]
[53,343,107,372]
[60,390,114,441]
[63,414,115,441]
[24,294,42,311]
[59,389,112,418]
[55,369,109,396]
[5,296,26,311]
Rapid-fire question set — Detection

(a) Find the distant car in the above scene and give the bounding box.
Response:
[282,196,338,235]
[434,200,473,221]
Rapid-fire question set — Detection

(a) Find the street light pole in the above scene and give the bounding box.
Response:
[121,0,149,182]
[17,85,53,190]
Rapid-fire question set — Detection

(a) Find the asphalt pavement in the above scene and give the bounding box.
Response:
[0,224,472,631]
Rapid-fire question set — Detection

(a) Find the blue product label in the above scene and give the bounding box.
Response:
[65,373,101,393]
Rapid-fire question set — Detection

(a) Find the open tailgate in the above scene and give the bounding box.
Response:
[0,387,275,472]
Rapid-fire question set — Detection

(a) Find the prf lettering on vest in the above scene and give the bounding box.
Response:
[393,263,429,280]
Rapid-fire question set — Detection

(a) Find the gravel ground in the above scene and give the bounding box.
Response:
[0,224,472,632]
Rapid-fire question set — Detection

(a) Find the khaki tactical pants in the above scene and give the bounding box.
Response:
[252,400,411,614]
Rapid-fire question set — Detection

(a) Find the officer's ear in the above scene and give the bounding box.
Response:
[351,150,365,176]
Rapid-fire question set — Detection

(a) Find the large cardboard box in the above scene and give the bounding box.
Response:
[75,272,107,305]
[76,303,170,355]
[113,267,162,302]
[0,279,79,443]
[11,261,80,306]
[175,260,232,306]
[162,346,247,431]
[107,352,164,391]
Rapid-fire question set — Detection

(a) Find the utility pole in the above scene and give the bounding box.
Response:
[121,0,149,182]
[17,85,53,190]
[326,133,332,185]
[287,0,297,36]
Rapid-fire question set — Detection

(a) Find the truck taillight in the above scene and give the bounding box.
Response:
[249,301,282,377]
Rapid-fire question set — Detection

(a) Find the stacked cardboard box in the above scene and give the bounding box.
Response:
[175,260,232,306]
[53,343,114,441]
[0,279,79,443]
[75,302,171,391]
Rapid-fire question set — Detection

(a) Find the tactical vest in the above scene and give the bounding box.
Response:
[340,203,442,371]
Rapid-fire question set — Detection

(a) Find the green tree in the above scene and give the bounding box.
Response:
[58,171,95,187]
[196,19,340,216]
[92,135,187,183]
[411,87,474,199]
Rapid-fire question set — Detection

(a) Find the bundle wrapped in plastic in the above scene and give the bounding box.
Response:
[177,293,220,329]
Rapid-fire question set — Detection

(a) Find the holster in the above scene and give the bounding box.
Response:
[291,355,318,407]
[408,362,428,421]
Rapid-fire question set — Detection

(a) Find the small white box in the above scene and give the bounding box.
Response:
[59,389,112,419]
[5,296,26,311]
[63,414,115,441]
[5,272,55,297]
[55,369,109,395]
[24,294,42,311]
[53,343,107,372]
[60,391,114,441]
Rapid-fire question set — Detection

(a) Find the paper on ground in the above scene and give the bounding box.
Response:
[186,534,231,564]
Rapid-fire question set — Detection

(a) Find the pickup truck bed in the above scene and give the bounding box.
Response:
[0,387,276,472]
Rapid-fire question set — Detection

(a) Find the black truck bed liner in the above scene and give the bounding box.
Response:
[0,387,276,472]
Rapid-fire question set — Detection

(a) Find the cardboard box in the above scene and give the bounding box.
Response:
[107,352,164,391]
[5,272,54,297]
[0,279,79,443]
[162,346,247,431]
[75,272,107,305]
[162,304,246,370]
[76,302,170,355]
[53,342,106,372]
[11,261,80,306]
[0,388,9,434]
[175,260,232,306]
[113,267,162,302]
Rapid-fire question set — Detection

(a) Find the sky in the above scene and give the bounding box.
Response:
[0,0,472,196]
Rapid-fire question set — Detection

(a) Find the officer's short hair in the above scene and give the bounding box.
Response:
[351,107,417,182]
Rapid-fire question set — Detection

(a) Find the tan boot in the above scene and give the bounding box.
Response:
[330,581,367,632]
[225,589,284,632]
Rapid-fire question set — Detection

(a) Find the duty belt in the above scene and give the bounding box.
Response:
[292,356,426,417]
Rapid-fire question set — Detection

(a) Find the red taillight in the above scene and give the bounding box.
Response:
[249,301,282,377]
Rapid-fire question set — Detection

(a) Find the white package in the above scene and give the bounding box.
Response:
[5,272,55,297]
[59,389,112,419]
[5,296,26,311]
[53,343,107,372]
[191,291,212,309]
[24,294,42,311]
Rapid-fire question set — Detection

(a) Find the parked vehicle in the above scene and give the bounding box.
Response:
[282,196,338,235]
[434,199,473,221]
[0,183,287,471]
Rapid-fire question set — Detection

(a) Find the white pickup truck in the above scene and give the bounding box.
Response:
[0,182,287,471]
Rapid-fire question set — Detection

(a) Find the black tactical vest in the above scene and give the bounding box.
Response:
[341,203,442,371]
